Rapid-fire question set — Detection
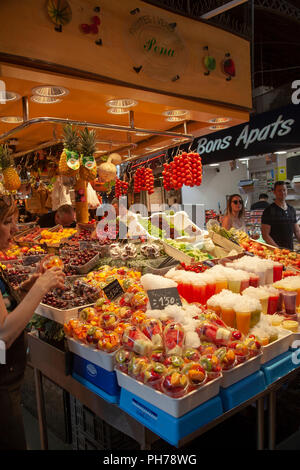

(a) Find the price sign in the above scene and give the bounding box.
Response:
[147,287,182,310]
[103,279,124,301]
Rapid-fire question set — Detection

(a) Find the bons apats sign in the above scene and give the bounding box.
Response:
[195,104,300,163]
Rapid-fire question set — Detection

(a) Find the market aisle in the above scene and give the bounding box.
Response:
[22,406,72,451]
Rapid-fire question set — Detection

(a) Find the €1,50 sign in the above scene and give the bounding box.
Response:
[147,287,182,310]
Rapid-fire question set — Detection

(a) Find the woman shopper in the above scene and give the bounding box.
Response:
[222,194,247,232]
[0,194,65,450]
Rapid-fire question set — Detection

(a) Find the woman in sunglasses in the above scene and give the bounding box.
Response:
[222,194,247,232]
[0,195,65,450]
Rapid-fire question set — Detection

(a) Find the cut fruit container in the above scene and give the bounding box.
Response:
[115,369,222,418]
[260,331,293,364]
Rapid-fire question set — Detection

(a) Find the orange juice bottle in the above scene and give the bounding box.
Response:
[235,310,251,335]
[215,277,228,294]
[220,305,236,328]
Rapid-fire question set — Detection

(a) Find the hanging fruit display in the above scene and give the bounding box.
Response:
[58,124,80,177]
[0,144,21,191]
[79,127,97,182]
[115,178,129,198]
[134,167,154,195]
[162,152,202,191]
[98,153,121,183]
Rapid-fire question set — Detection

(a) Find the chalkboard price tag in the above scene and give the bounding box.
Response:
[147,287,182,310]
[103,279,124,301]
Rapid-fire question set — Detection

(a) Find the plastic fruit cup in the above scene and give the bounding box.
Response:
[221,306,236,328]
[240,279,249,293]
[249,274,260,288]
[235,311,251,335]
[206,281,216,300]
[259,295,269,315]
[43,255,64,270]
[192,284,206,304]
[250,309,261,328]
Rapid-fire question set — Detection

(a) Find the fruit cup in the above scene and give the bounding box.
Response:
[244,336,262,357]
[220,306,236,329]
[141,318,163,349]
[273,262,283,282]
[182,362,207,388]
[163,322,185,356]
[97,331,120,353]
[150,349,166,363]
[43,255,64,270]
[143,362,166,390]
[115,348,135,374]
[183,348,201,363]
[282,290,297,315]
[122,326,153,356]
[99,312,119,330]
[161,370,189,398]
[127,355,150,382]
[199,354,222,380]
[215,347,236,371]
[163,355,184,370]
[230,341,250,364]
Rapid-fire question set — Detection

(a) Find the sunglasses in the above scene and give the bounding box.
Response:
[232,199,243,205]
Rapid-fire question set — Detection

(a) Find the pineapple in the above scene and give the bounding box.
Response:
[59,124,80,177]
[79,127,97,182]
[0,144,21,191]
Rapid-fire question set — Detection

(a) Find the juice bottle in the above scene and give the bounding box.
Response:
[273,262,283,282]
[282,290,297,315]
[220,305,236,328]
[265,261,274,285]
[240,278,249,293]
[215,277,228,294]
[228,279,241,294]
[249,273,260,288]
[259,293,269,315]
[235,310,251,335]
[267,294,279,315]
[192,280,206,305]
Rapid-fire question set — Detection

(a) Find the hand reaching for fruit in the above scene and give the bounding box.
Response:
[36,267,65,294]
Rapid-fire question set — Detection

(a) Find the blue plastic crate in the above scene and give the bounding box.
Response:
[220,371,266,411]
[260,350,298,385]
[72,353,120,399]
[72,372,119,404]
[119,388,223,446]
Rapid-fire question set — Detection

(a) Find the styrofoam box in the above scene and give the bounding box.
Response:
[221,353,262,388]
[35,302,94,324]
[67,337,117,372]
[116,369,222,418]
[261,331,293,364]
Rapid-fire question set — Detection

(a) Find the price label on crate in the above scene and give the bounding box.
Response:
[147,287,182,310]
[103,279,124,301]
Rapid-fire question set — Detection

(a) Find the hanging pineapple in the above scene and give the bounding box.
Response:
[58,124,80,177]
[79,127,97,182]
[0,144,21,191]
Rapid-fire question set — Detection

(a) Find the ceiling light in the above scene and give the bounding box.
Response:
[30,95,62,104]
[1,116,23,123]
[209,163,219,167]
[274,151,287,154]
[107,108,130,115]
[32,85,69,97]
[208,117,231,123]
[163,109,188,117]
[165,116,187,122]
[0,91,21,103]
[106,99,138,108]
[209,125,228,130]
[135,132,150,136]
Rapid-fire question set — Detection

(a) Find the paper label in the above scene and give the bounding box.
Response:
[82,155,96,170]
[65,149,80,170]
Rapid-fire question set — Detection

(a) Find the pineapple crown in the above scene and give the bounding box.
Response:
[79,127,96,156]
[63,124,80,152]
[0,144,14,170]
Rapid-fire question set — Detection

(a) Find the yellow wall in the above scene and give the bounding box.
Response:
[0,0,252,109]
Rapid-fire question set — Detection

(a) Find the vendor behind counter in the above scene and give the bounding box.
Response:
[37,204,76,228]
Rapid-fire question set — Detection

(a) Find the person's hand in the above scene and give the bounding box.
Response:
[36,267,65,294]
[19,273,41,293]
[37,254,54,274]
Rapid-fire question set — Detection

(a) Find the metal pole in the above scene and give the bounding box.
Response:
[268,390,276,450]
[22,96,29,122]
[256,397,265,450]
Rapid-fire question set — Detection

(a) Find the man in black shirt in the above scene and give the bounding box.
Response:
[261,181,300,250]
[250,193,269,210]
[37,204,76,228]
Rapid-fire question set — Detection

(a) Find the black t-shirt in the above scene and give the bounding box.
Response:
[250,200,269,210]
[37,211,57,228]
[261,202,296,250]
